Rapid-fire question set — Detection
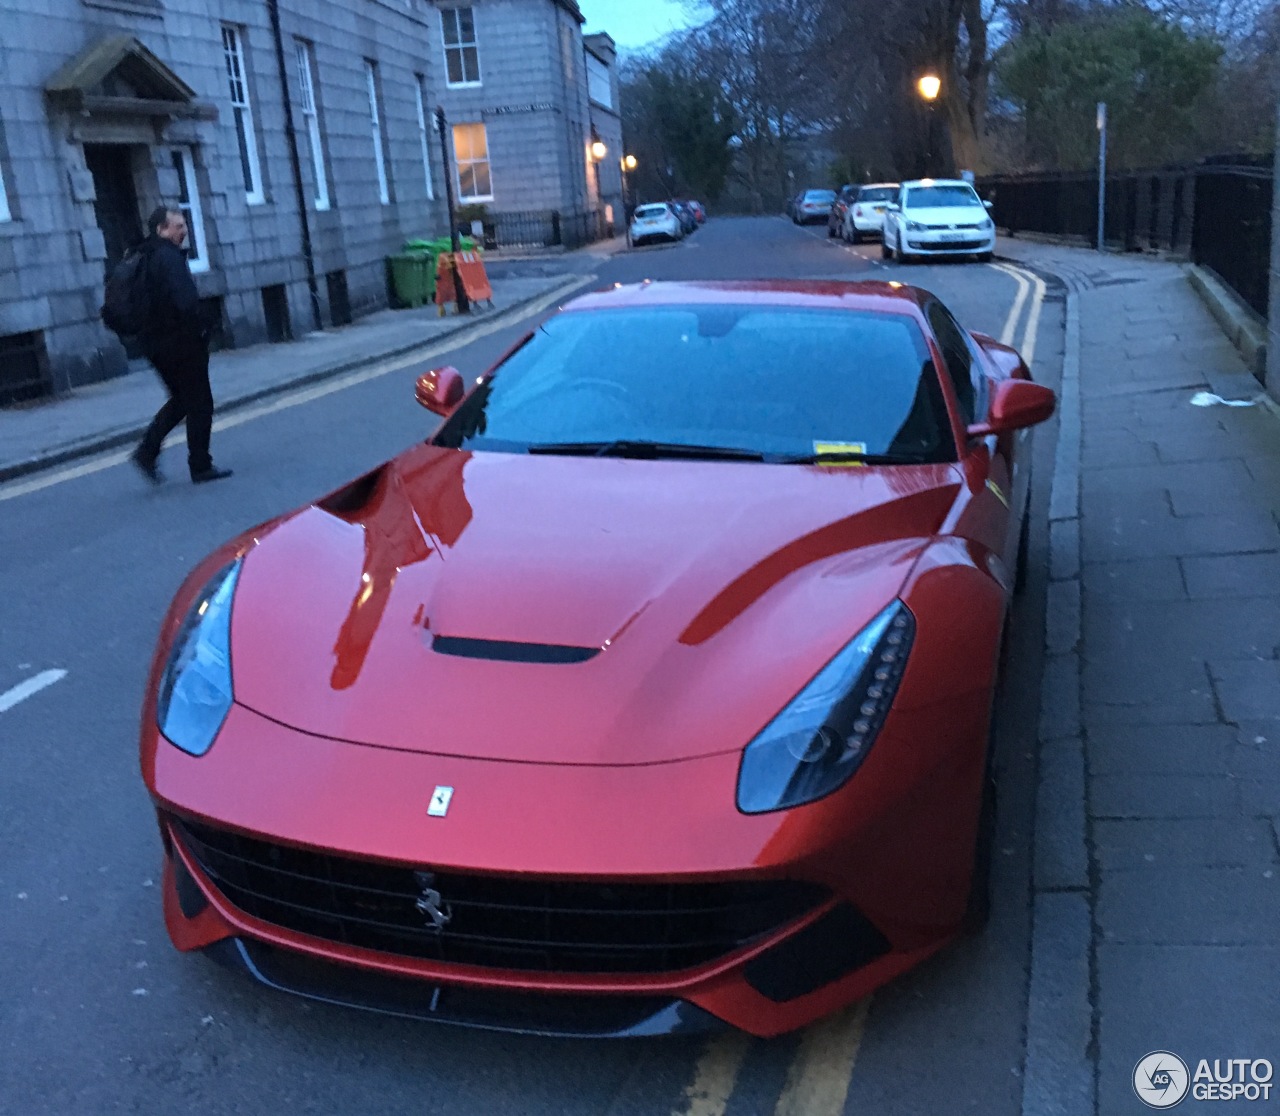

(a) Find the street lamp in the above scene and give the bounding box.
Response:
[916,74,941,175]
[620,154,637,217]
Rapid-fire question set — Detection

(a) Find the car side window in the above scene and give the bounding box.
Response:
[926,302,985,425]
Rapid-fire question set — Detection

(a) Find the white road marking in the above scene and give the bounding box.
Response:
[0,275,592,504]
[773,999,872,1116]
[673,1031,752,1116]
[0,669,68,713]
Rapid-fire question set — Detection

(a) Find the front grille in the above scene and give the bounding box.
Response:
[173,818,828,975]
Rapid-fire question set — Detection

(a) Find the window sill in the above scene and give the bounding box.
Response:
[445,81,483,90]
[458,195,493,204]
[81,0,164,18]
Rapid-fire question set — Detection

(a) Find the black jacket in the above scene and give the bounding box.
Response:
[142,236,204,350]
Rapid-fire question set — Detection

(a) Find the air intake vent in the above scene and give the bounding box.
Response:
[429,635,599,664]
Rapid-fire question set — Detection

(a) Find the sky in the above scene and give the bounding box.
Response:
[576,0,708,53]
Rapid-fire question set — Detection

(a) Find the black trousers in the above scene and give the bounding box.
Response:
[138,336,214,476]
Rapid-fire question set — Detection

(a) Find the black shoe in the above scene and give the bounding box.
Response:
[131,447,162,485]
[191,466,233,484]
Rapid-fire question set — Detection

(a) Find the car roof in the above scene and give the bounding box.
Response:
[900,178,974,189]
[859,182,899,189]
[562,279,927,316]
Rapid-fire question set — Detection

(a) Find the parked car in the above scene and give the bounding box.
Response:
[686,200,707,224]
[670,201,698,236]
[627,202,683,246]
[842,183,900,244]
[792,188,837,225]
[881,179,996,263]
[142,277,1054,1038]
[827,185,859,238]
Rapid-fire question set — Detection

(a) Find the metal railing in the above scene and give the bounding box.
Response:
[1191,159,1273,319]
[978,156,1272,320]
[469,208,610,252]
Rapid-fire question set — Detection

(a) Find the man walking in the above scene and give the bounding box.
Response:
[130,206,232,485]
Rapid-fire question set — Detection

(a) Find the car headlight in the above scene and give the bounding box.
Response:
[905,220,925,231]
[157,559,241,756]
[737,601,915,814]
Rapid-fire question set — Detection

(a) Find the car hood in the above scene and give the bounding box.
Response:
[901,205,989,226]
[230,445,959,765]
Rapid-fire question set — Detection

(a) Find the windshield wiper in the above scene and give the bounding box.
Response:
[526,440,766,461]
[774,450,936,465]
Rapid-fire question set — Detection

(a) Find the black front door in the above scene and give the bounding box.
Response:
[85,144,144,280]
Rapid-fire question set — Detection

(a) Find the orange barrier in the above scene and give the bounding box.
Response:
[435,250,494,313]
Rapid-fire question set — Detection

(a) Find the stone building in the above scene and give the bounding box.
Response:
[0,0,619,401]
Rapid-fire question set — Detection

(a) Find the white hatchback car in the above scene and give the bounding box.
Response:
[842,183,899,243]
[881,179,996,263]
[628,203,683,247]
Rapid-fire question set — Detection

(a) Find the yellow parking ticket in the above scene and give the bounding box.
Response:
[812,441,867,467]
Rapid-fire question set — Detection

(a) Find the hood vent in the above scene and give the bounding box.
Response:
[429,635,600,664]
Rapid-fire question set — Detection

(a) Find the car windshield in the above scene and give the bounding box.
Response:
[905,185,982,208]
[433,305,955,463]
[634,205,668,219]
[859,187,897,203]
[804,190,837,203]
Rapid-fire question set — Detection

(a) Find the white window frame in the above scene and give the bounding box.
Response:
[452,122,493,203]
[170,148,209,274]
[221,25,265,205]
[365,61,390,205]
[0,158,11,223]
[294,40,329,211]
[441,7,481,88]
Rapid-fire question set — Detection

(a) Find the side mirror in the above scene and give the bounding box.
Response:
[983,199,994,211]
[884,203,900,213]
[967,379,1056,438]
[416,365,466,416]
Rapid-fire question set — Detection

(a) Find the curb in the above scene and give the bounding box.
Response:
[1185,264,1268,382]
[0,274,589,486]
[1020,274,1097,1116]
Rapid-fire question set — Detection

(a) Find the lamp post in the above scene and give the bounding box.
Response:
[916,74,941,176]
[433,105,469,315]
[588,127,608,236]
[621,153,637,218]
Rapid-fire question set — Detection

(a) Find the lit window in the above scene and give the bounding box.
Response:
[0,158,11,223]
[170,149,209,274]
[294,41,329,210]
[365,61,390,205]
[442,8,480,86]
[414,76,436,200]
[221,25,264,205]
[452,123,492,201]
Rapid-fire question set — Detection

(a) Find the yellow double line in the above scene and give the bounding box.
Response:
[674,1000,871,1116]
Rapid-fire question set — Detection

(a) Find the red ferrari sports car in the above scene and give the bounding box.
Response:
[141,279,1054,1038]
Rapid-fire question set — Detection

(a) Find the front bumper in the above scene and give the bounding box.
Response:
[905,232,995,254]
[147,696,984,1036]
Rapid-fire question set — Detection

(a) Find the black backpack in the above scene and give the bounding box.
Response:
[101,246,151,337]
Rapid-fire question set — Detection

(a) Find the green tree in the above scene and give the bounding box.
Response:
[997,7,1224,169]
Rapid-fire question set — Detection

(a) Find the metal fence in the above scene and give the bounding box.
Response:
[979,156,1272,320]
[470,208,610,252]
[1191,159,1273,319]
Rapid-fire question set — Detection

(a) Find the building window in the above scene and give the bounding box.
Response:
[221,25,264,205]
[414,75,436,200]
[452,122,491,201]
[294,40,329,210]
[441,7,480,86]
[0,157,11,223]
[170,149,209,274]
[365,61,390,205]
[586,53,612,109]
